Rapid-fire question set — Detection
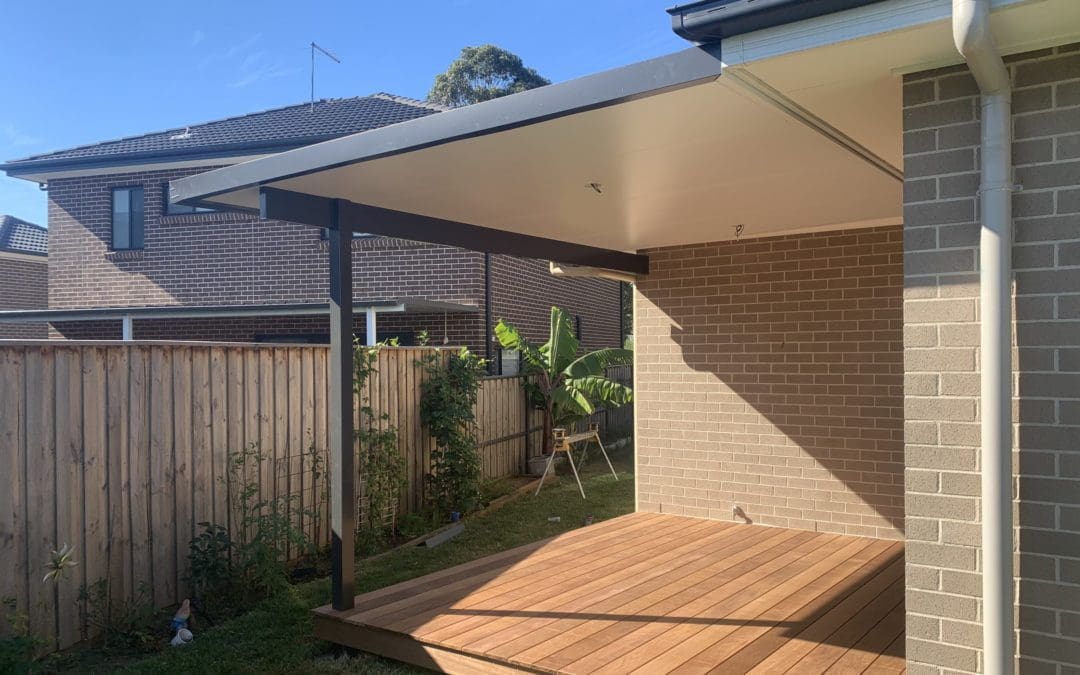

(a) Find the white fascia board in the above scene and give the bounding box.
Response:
[720,0,1035,67]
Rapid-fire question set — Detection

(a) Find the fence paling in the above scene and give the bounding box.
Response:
[0,341,631,654]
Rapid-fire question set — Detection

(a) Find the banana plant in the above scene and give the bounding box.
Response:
[495,306,632,455]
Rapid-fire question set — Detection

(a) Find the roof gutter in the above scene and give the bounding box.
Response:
[953,1,1015,673]
[666,0,888,42]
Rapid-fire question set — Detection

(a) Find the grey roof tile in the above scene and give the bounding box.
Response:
[0,215,47,255]
[4,93,444,169]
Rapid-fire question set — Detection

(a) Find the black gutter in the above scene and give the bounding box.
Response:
[667,0,888,43]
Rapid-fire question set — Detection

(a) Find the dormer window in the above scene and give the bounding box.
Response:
[111,186,144,250]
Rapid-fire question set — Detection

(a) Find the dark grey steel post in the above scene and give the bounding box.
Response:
[327,198,355,610]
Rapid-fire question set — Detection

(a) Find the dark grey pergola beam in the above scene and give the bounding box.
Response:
[260,187,649,275]
[326,199,355,610]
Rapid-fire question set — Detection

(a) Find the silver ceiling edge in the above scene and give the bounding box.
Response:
[722,67,904,182]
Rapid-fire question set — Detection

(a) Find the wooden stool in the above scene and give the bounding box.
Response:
[535,424,619,499]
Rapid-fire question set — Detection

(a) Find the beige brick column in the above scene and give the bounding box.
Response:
[903,45,1080,674]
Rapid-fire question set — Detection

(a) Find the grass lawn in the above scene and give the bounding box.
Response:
[45,444,634,674]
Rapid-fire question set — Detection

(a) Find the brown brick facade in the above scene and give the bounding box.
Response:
[634,225,904,540]
[44,166,619,351]
[903,46,1080,674]
[0,254,47,338]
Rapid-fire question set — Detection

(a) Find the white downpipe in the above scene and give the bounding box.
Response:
[121,315,134,341]
[953,1,1014,674]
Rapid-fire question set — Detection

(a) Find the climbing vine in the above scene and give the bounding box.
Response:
[418,348,486,517]
[354,340,406,551]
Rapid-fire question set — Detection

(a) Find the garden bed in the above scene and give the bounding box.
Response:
[38,444,634,674]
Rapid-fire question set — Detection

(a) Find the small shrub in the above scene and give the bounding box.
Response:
[186,443,317,621]
[77,579,161,653]
[0,598,40,674]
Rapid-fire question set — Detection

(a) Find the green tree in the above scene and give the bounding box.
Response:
[495,307,632,455]
[429,45,550,107]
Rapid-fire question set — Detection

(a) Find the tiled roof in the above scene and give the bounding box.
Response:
[3,93,444,170]
[0,215,47,256]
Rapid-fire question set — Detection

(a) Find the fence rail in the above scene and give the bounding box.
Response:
[0,341,631,652]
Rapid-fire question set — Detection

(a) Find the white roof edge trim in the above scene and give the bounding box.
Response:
[721,0,1034,67]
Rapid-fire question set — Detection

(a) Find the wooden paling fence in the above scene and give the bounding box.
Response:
[0,342,632,652]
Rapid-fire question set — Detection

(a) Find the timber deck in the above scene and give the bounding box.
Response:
[314,512,905,674]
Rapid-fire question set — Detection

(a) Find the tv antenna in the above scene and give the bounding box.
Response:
[310,41,341,111]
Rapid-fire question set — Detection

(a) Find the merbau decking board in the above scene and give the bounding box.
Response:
[313,513,906,674]
[516,529,819,671]
[379,515,715,634]
[418,518,732,646]
[488,528,806,666]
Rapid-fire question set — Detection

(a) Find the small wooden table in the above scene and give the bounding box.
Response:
[535,424,619,499]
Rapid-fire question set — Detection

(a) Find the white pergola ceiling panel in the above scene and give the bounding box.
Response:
[268,77,901,252]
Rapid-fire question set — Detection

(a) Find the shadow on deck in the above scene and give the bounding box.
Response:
[314,512,905,674]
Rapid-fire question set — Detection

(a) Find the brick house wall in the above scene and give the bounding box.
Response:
[902,46,1080,674]
[0,254,47,338]
[45,166,620,350]
[634,225,904,540]
[489,254,622,353]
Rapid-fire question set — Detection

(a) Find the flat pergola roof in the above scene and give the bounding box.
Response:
[171,0,1079,261]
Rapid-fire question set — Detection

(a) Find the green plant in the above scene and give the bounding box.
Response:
[42,543,78,584]
[353,341,406,551]
[77,579,161,653]
[186,523,237,619]
[186,443,317,621]
[0,598,39,674]
[419,347,486,517]
[496,306,633,454]
[428,44,550,107]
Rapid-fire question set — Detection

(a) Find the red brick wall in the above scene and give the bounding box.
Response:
[0,254,47,338]
[635,225,904,540]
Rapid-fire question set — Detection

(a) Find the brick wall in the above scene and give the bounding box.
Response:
[45,166,621,351]
[635,225,904,540]
[0,254,47,338]
[489,254,622,352]
[903,45,1080,674]
[46,167,485,309]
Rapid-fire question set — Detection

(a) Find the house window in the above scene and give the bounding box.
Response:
[162,183,218,215]
[111,186,145,250]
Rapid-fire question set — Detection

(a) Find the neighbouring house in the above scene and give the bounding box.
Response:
[0,215,47,338]
[0,94,623,359]
[168,0,1080,673]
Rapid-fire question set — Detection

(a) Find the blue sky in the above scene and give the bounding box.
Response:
[0,1,687,225]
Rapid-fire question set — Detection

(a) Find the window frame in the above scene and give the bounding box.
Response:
[111,185,145,251]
